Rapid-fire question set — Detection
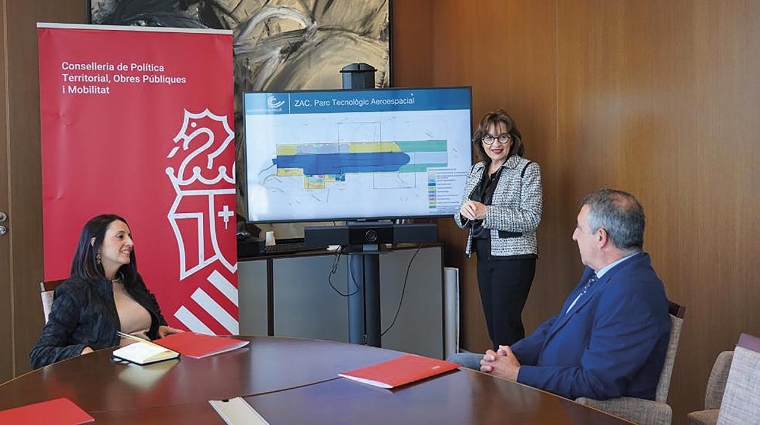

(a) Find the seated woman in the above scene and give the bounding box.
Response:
[30,214,182,368]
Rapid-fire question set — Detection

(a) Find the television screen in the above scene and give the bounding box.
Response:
[243,87,472,223]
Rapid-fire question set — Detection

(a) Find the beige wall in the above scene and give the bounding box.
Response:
[394,1,760,424]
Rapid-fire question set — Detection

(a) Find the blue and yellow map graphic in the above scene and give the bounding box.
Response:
[273,140,447,189]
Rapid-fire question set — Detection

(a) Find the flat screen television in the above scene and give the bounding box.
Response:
[243,86,472,223]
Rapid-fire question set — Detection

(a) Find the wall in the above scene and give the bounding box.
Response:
[0,0,11,384]
[0,0,86,381]
[393,1,760,423]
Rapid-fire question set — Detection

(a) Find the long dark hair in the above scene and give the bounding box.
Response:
[472,109,525,163]
[70,214,139,284]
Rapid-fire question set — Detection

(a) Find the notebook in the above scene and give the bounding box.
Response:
[154,332,249,359]
[339,354,459,389]
[0,398,94,424]
[111,339,180,365]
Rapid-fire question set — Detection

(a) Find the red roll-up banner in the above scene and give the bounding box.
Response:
[38,23,238,335]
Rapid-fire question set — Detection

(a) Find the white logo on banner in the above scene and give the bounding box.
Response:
[166,108,238,334]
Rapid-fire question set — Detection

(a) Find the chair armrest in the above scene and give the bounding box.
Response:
[576,397,672,425]
[705,351,733,409]
[686,409,720,425]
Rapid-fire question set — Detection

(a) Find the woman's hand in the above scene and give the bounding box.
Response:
[81,346,94,355]
[460,200,486,221]
[158,325,184,338]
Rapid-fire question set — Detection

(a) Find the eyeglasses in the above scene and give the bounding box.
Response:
[482,133,510,145]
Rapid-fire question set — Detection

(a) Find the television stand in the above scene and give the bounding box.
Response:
[305,221,437,347]
[347,249,382,346]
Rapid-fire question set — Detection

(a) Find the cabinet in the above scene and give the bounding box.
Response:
[238,245,444,358]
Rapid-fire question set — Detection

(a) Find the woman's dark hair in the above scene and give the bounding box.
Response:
[70,214,139,283]
[472,109,525,163]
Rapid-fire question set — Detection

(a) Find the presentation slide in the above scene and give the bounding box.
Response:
[244,88,472,223]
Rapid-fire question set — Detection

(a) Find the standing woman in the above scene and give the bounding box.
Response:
[30,214,182,368]
[455,109,542,349]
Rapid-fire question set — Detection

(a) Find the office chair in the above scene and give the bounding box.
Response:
[687,351,734,425]
[40,279,66,323]
[713,333,760,424]
[575,301,686,425]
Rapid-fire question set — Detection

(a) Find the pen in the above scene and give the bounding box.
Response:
[117,331,163,347]
[117,331,146,341]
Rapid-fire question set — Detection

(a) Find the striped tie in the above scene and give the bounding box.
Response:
[581,274,598,293]
[566,274,599,314]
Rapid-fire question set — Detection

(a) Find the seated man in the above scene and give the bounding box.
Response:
[449,188,671,401]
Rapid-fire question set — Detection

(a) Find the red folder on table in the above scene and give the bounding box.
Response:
[339,354,459,389]
[0,397,94,424]
[155,332,249,359]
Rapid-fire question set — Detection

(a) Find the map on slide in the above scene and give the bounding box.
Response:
[273,140,447,190]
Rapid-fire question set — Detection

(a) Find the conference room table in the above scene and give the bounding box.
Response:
[0,336,631,424]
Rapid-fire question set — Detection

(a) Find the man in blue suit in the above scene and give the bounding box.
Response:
[450,188,671,401]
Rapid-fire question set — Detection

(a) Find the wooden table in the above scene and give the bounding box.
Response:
[0,336,630,424]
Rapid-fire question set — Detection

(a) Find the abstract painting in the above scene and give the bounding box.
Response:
[90,0,391,222]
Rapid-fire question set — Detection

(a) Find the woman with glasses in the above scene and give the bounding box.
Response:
[455,109,542,349]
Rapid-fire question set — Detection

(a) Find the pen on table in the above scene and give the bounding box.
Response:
[117,331,152,344]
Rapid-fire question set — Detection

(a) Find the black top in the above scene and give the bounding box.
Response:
[469,165,505,239]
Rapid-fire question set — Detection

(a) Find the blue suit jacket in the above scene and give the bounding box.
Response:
[511,252,671,400]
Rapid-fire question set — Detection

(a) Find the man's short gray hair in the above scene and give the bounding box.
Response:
[582,188,645,252]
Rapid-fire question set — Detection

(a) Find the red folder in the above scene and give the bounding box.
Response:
[0,397,94,424]
[155,332,249,359]
[339,354,459,389]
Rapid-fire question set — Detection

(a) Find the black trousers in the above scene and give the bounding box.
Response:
[475,240,536,349]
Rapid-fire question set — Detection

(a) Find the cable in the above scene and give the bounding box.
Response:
[327,248,359,297]
[381,243,423,337]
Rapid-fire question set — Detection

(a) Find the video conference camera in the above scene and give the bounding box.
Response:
[304,221,437,250]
